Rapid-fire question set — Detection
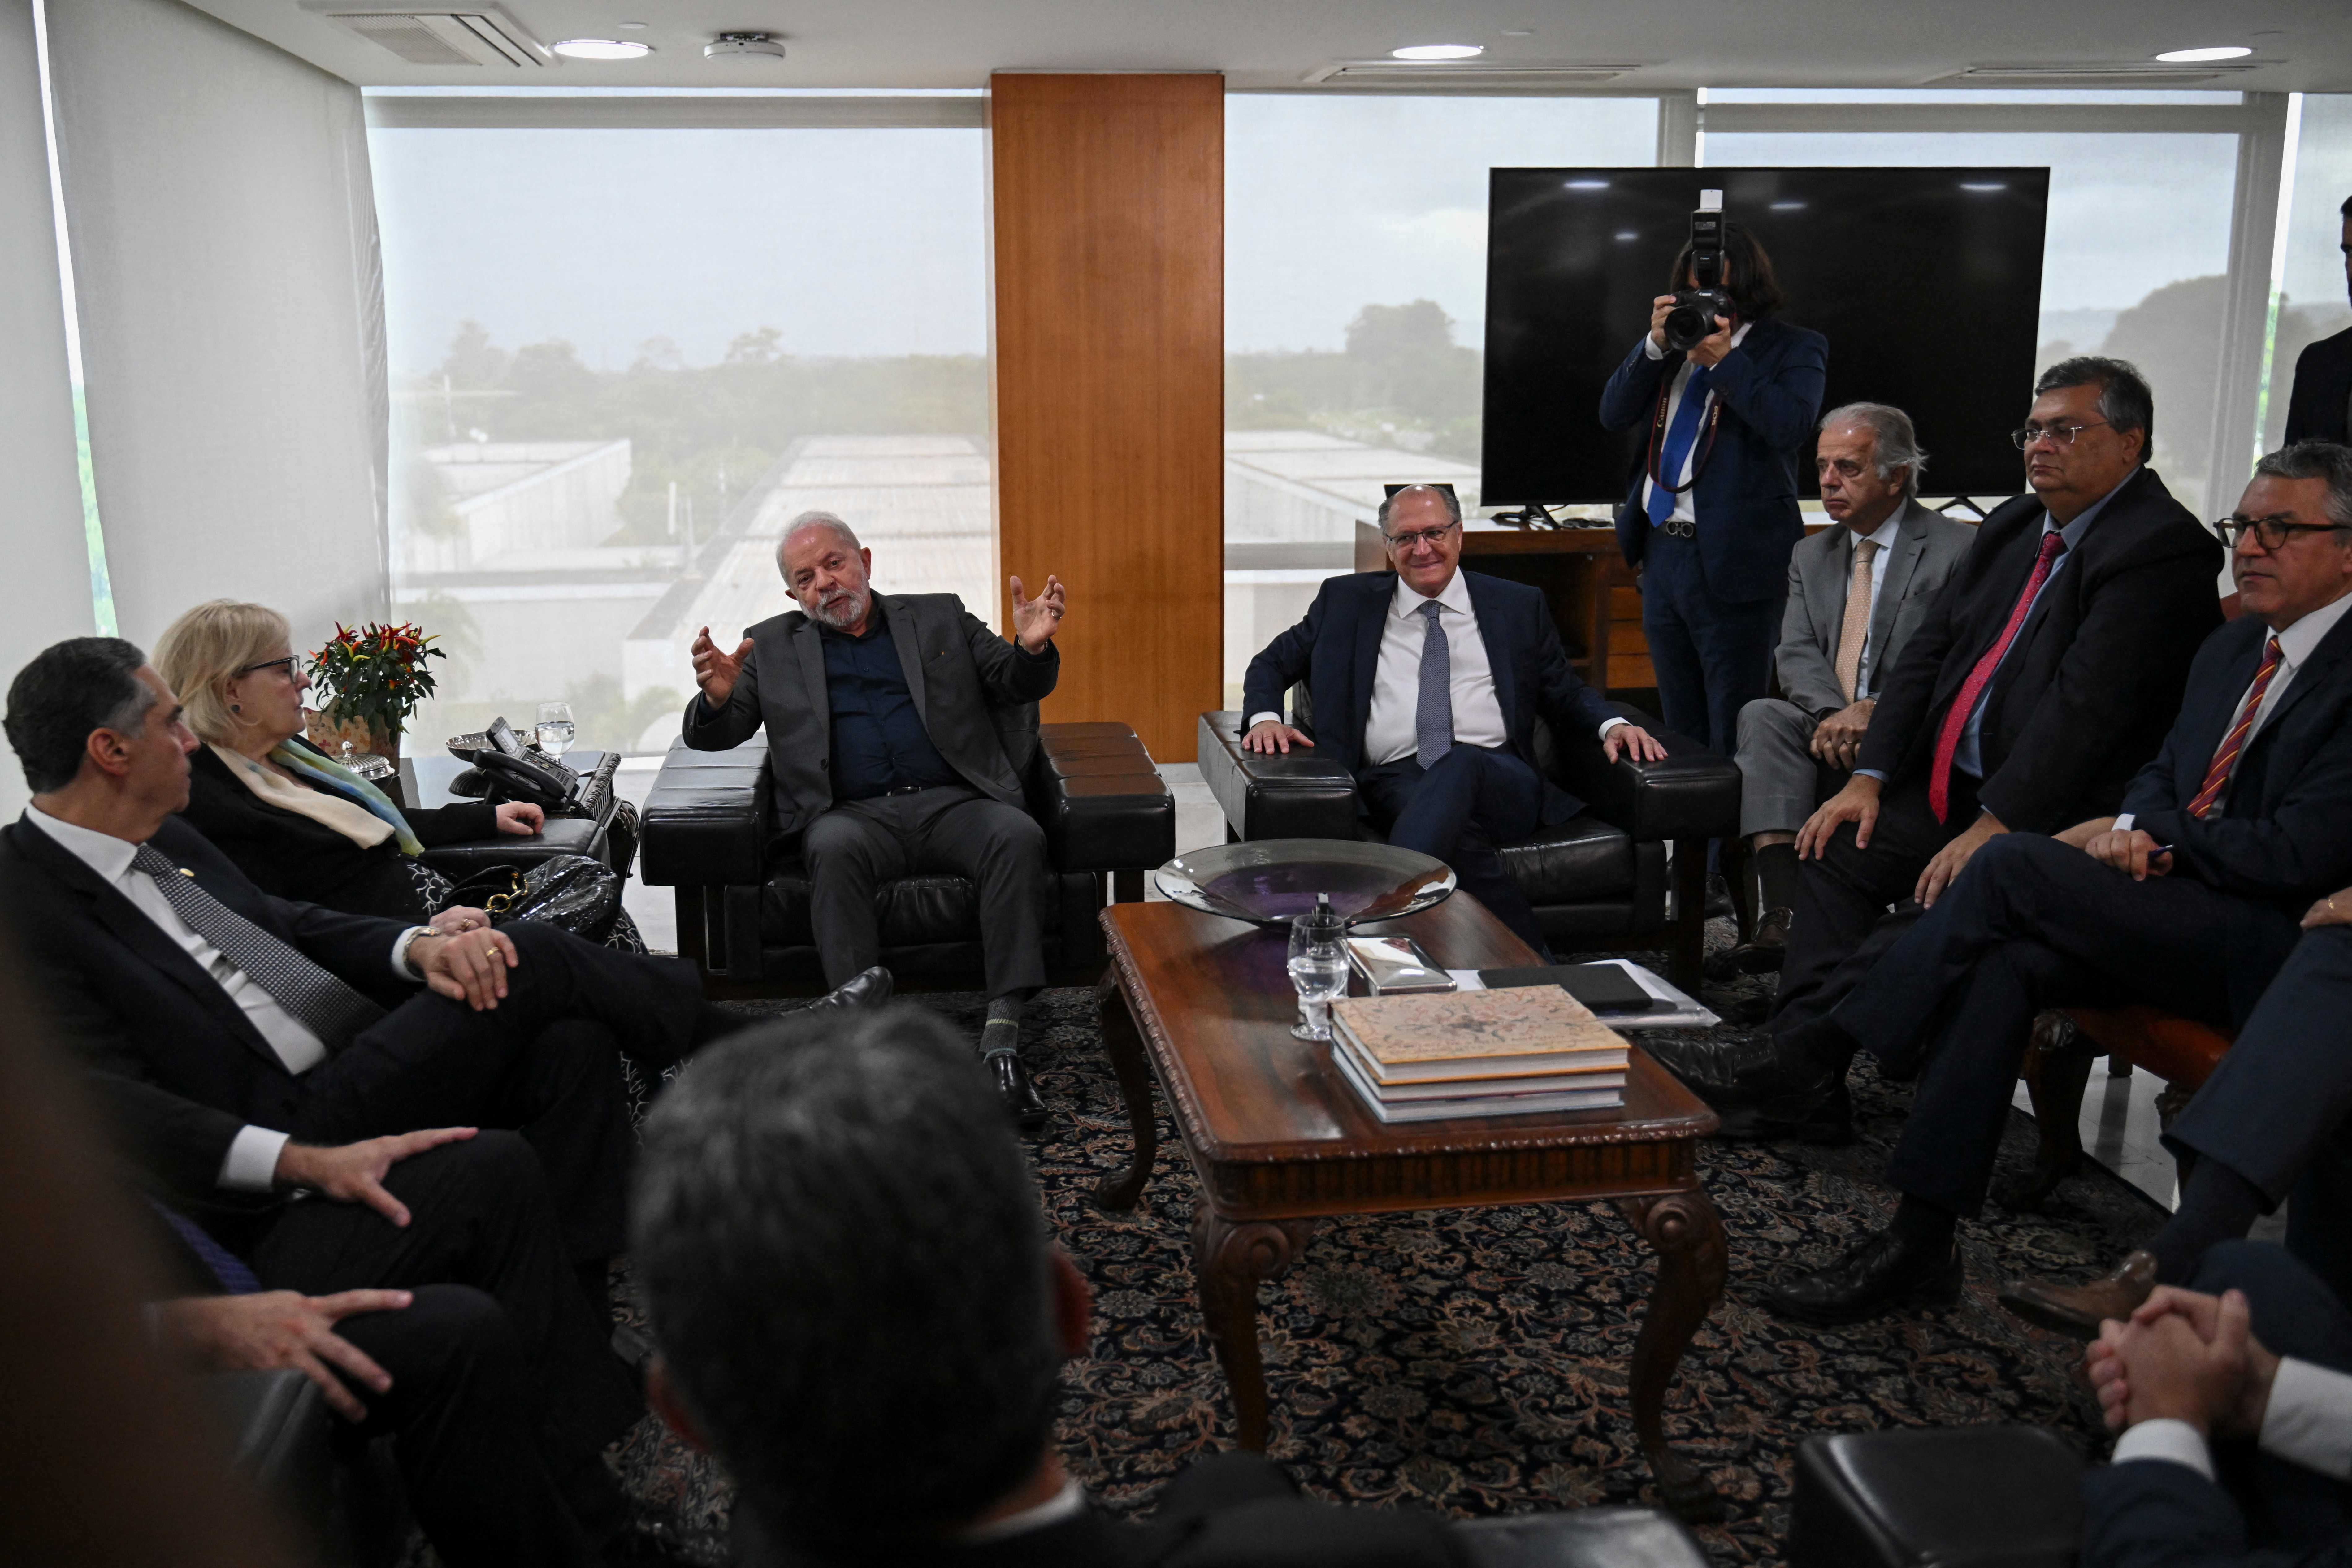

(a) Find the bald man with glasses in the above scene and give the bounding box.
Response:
[1240,484,1663,956]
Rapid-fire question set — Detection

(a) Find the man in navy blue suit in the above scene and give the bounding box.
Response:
[1743,443,2352,1326]
[2281,194,2352,447]
[2081,1243,2352,1568]
[1240,484,1664,955]
[1598,221,1829,759]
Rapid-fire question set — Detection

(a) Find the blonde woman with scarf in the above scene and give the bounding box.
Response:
[155,600,642,950]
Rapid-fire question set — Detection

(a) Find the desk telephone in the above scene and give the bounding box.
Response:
[451,717,621,817]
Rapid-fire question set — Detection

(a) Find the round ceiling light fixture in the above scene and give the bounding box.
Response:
[1391,43,1484,61]
[551,37,652,59]
[2154,45,2253,62]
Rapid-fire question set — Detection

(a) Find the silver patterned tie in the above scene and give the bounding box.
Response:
[131,844,385,1051]
[1414,599,1453,769]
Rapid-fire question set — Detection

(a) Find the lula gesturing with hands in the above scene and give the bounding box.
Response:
[1009,574,1068,652]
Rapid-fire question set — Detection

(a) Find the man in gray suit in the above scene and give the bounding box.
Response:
[681,510,1069,1127]
[1714,404,1975,978]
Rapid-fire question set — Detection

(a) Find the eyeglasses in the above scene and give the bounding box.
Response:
[2009,419,2112,450]
[236,656,299,678]
[2211,514,2352,551]
[1383,520,1460,551]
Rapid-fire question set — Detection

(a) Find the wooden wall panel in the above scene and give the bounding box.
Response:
[991,73,1223,762]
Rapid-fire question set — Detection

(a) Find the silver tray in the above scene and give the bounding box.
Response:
[1152,839,1456,927]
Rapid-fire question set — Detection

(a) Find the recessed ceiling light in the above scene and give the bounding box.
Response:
[1565,178,1610,190]
[551,37,651,59]
[2154,45,2252,62]
[1391,43,1484,61]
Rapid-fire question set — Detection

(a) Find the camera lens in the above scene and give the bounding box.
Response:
[1662,300,1712,353]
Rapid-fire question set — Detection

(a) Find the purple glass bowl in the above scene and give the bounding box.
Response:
[1151,839,1457,927]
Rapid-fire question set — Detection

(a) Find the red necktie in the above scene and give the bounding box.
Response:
[2184,634,2283,820]
[1928,528,2068,822]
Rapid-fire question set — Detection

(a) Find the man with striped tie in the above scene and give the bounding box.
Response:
[1752,442,2352,1326]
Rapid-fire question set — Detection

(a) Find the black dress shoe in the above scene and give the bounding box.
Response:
[1704,907,1794,982]
[1762,1227,1964,1325]
[1704,873,1734,920]
[807,965,894,1010]
[986,1048,1050,1132]
[1642,1033,1853,1141]
[1642,1034,1787,1101]
[1712,1072,1853,1145]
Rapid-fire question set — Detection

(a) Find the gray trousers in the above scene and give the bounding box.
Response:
[801,784,1050,1000]
[1734,697,1846,838]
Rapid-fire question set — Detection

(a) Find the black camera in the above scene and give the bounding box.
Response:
[1661,196,1733,353]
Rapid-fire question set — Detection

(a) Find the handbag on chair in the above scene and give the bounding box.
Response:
[440,855,624,943]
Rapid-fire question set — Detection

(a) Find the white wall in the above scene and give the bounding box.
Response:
[45,0,387,658]
[0,0,99,820]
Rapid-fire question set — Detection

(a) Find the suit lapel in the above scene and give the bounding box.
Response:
[1348,575,1389,761]
[2248,607,2352,749]
[1806,530,1844,655]
[789,617,828,719]
[1463,570,1519,735]
[882,595,929,720]
[9,820,285,1067]
[1869,503,1933,655]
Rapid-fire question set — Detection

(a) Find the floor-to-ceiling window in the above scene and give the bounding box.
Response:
[366,93,991,754]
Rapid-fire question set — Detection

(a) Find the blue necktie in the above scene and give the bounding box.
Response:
[150,1200,262,1294]
[1414,599,1452,769]
[1647,363,1714,527]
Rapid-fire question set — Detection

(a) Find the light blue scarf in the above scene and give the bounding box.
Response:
[268,740,426,857]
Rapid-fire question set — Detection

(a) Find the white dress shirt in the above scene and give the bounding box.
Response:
[1640,320,1755,526]
[24,805,422,1192]
[2114,589,2352,834]
[2113,1356,2352,1482]
[1841,510,1903,701]
[1249,570,1625,765]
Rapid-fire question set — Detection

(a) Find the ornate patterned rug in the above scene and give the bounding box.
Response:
[603,940,2165,1567]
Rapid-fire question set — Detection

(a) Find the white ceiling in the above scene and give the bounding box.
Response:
[183,0,2352,95]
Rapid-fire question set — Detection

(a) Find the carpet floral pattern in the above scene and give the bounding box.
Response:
[599,933,2166,1566]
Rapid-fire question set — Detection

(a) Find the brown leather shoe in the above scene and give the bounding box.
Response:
[1998,1250,2159,1339]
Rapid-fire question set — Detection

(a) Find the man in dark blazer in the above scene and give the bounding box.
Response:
[1240,484,1663,955]
[681,509,1066,1125]
[1598,221,1828,761]
[1752,444,2352,1326]
[2081,1243,2352,1568]
[1715,402,1975,976]
[0,637,723,1266]
[0,637,686,1564]
[2281,194,2352,447]
[1653,357,2222,1140]
[634,1005,1469,1568]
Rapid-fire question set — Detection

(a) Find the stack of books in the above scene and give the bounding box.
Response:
[1327,986,1630,1123]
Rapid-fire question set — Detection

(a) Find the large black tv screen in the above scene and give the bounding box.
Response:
[1481,166,2050,506]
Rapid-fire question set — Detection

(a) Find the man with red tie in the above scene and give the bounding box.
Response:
[1750,443,2352,1324]
[1651,358,2220,1140]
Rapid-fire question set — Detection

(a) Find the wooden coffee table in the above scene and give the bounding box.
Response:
[1094,894,1727,1521]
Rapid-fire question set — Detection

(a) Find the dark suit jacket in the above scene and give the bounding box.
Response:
[179,742,496,922]
[1597,315,1831,603]
[680,594,1059,840]
[1240,570,1620,828]
[2081,1456,2349,1568]
[0,815,414,1214]
[2284,325,2352,446]
[2117,605,2352,911]
[1774,498,1978,717]
[1854,466,2222,833]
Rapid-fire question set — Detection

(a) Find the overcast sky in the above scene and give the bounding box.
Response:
[367,94,2348,374]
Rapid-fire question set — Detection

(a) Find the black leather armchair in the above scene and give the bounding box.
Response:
[639,722,1175,995]
[203,1368,407,1568]
[1790,1427,2083,1568]
[1198,704,1741,989]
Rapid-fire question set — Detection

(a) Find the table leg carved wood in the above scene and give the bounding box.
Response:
[1093,896,1728,1522]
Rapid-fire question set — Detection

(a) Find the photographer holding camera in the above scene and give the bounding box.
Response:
[1600,204,1828,763]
